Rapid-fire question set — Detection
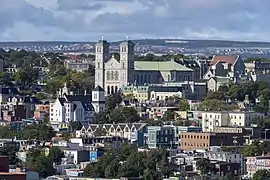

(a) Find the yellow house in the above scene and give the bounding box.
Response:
[122,85,150,101]
[175,111,188,120]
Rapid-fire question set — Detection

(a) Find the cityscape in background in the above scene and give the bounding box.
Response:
[2,1,270,180]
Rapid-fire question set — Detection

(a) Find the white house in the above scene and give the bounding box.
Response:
[202,111,265,132]
[49,85,105,128]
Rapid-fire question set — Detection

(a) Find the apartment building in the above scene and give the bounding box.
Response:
[202,111,264,132]
[179,132,244,151]
[246,156,270,178]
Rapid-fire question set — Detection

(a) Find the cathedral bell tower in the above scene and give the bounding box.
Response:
[119,40,135,87]
[95,39,110,89]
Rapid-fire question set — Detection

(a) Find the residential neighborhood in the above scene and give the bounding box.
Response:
[2,38,270,180]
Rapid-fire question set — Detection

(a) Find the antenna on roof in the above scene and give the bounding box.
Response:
[101,36,104,41]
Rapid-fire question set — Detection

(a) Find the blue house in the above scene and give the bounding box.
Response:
[89,146,104,162]
[130,123,148,147]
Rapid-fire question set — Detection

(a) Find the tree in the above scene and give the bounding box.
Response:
[161,111,175,121]
[179,99,190,111]
[196,158,214,176]
[252,169,270,180]
[222,173,235,180]
[48,147,64,164]
[0,72,13,86]
[105,95,117,113]
[69,121,83,131]
[218,84,229,93]
[14,66,39,88]
[83,144,172,179]
[205,91,226,101]
[199,99,238,111]
[93,127,107,136]
[92,112,109,124]
[26,148,55,178]
[110,107,140,124]
[105,159,120,178]
[242,141,270,157]
[0,145,21,166]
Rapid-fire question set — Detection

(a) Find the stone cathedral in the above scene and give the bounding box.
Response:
[95,40,197,95]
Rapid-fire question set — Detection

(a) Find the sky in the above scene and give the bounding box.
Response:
[0,0,270,42]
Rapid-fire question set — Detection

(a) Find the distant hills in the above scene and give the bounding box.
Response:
[1,39,270,49]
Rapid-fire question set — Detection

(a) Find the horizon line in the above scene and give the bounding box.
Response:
[0,38,270,44]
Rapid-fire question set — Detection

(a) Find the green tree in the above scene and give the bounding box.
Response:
[93,127,107,136]
[105,159,120,178]
[69,121,83,131]
[205,91,226,101]
[196,158,214,176]
[26,148,55,178]
[218,84,229,92]
[179,99,190,111]
[222,172,235,180]
[48,147,64,164]
[0,145,21,166]
[14,66,39,88]
[242,141,270,157]
[105,95,117,113]
[110,107,140,123]
[252,169,270,180]
[161,111,175,121]
[199,99,237,111]
[0,72,13,86]
[92,112,109,124]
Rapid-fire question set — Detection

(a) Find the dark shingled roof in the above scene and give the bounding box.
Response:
[58,98,66,106]
[81,102,94,111]
[0,87,19,95]
[93,85,104,92]
[65,95,92,102]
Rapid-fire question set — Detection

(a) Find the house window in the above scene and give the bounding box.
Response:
[107,71,111,81]
[150,133,155,141]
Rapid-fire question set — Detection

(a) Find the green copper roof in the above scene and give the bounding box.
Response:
[134,61,194,71]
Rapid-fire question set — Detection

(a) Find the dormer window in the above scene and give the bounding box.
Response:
[94,93,97,99]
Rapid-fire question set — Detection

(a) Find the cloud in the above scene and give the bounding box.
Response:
[0,0,269,41]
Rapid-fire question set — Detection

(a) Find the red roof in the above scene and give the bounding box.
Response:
[210,55,239,66]
[67,54,79,60]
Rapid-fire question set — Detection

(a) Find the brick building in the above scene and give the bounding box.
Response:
[0,156,26,180]
[179,132,244,150]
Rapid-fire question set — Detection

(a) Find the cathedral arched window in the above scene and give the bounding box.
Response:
[183,74,186,81]
[97,62,100,68]
[168,74,170,81]
[144,74,147,83]
[107,71,111,81]
[111,86,114,94]
[111,71,115,81]
[137,74,140,83]
[140,74,143,83]
[107,86,110,94]
[115,71,119,81]
[115,86,118,93]
[148,74,151,83]
[122,62,125,68]
[187,75,190,81]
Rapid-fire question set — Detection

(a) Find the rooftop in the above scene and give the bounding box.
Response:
[134,61,194,71]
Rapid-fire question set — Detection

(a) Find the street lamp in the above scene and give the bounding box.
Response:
[265,129,270,140]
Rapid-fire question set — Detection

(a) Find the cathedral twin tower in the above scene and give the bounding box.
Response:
[94,40,135,95]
